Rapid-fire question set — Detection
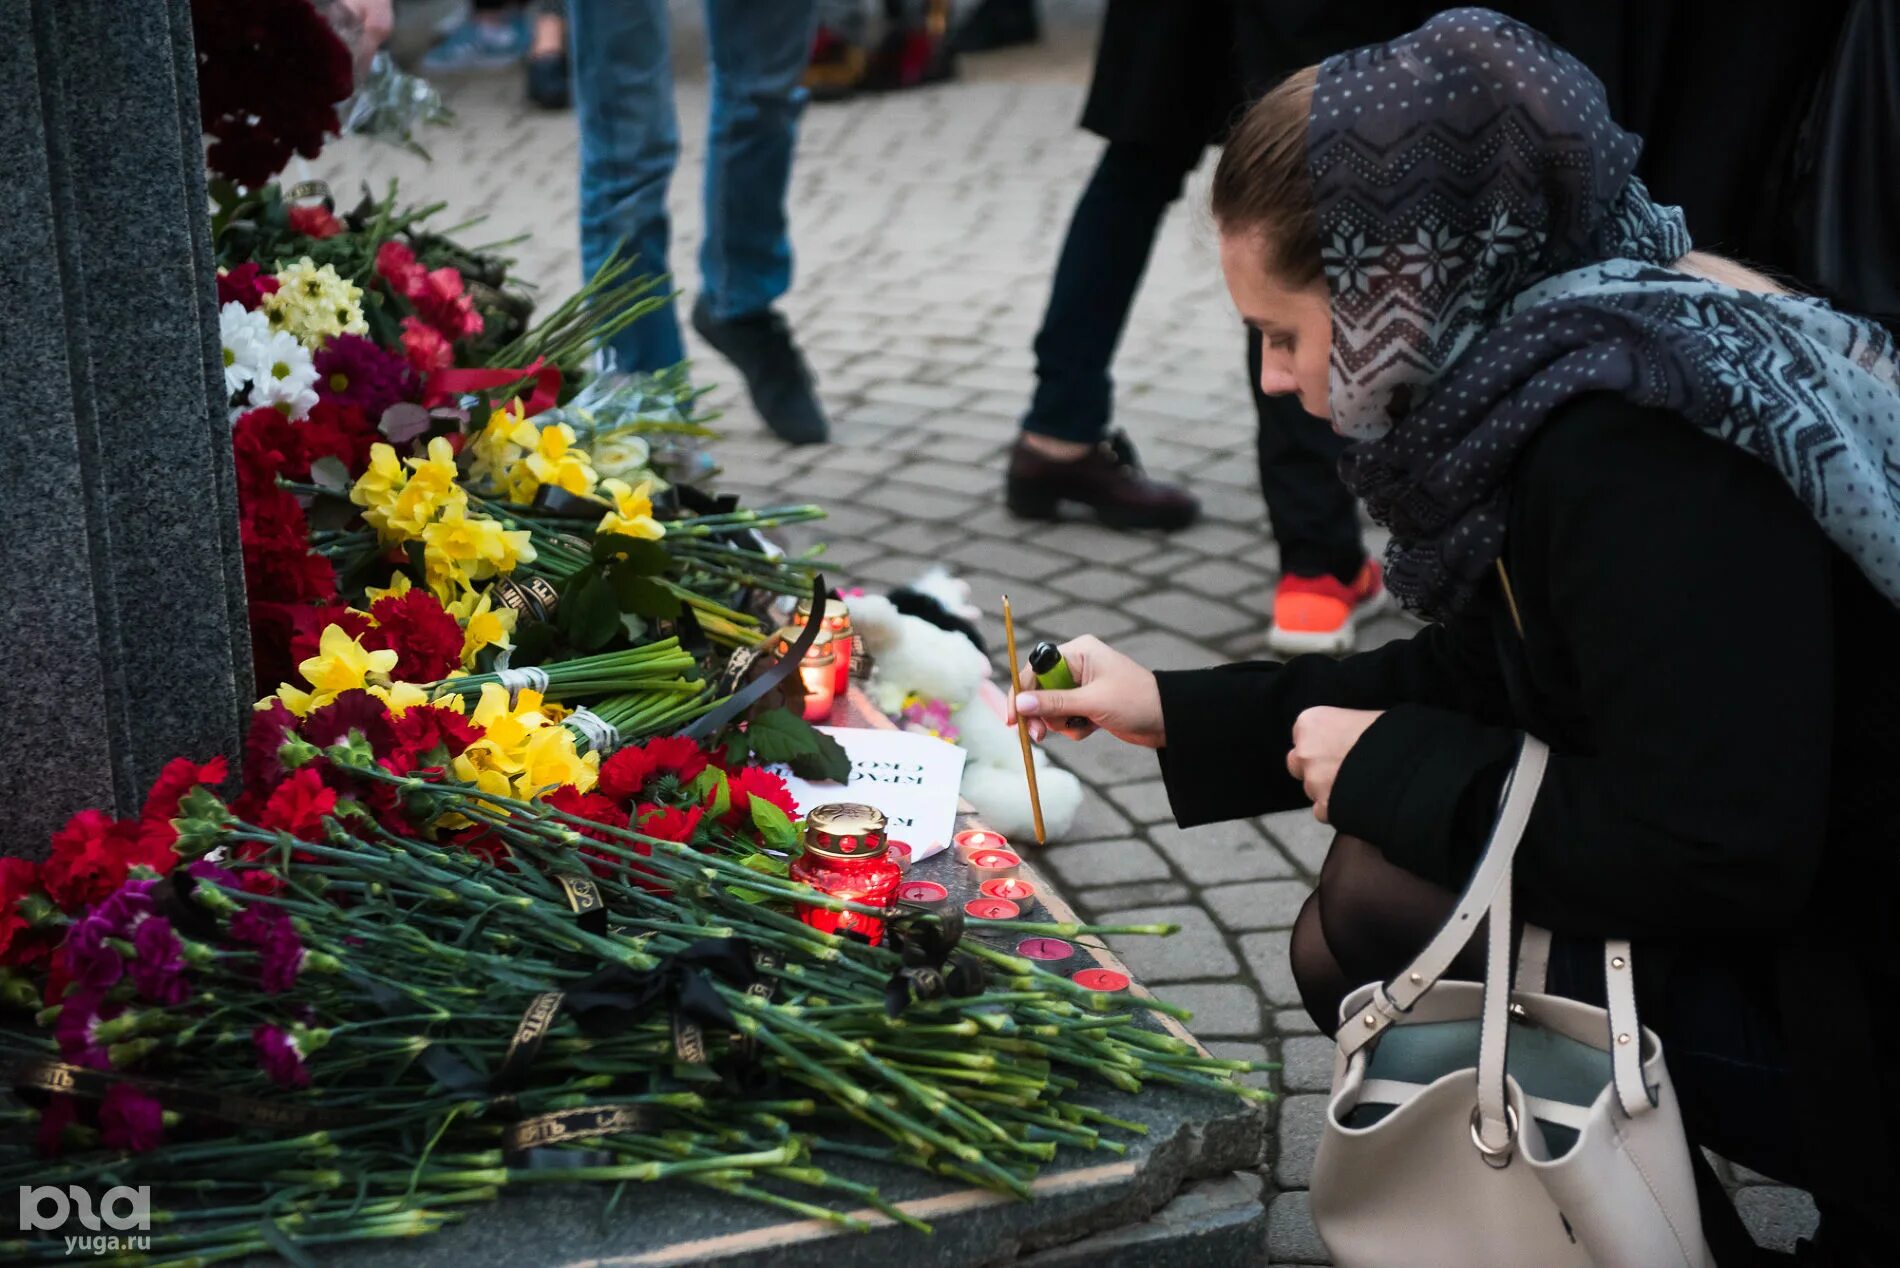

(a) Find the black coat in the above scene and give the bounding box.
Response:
[1154,393,1900,1232]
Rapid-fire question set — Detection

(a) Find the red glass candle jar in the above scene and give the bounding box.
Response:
[790,803,902,944]
[792,596,854,694]
[775,626,838,722]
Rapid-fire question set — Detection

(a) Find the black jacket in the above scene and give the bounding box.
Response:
[1155,392,1900,1221]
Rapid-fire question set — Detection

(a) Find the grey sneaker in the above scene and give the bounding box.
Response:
[690,299,829,446]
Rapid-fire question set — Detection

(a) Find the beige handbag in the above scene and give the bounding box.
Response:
[1309,736,1714,1267]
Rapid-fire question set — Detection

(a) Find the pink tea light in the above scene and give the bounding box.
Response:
[953,829,1010,864]
[967,849,1022,882]
[896,880,949,912]
[964,897,1021,921]
[979,877,1036,904]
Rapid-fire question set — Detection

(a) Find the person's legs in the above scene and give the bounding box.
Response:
[1022,142,1187,445]
[423,0,532,72]
[699,0,816,324]
[570,0,683,373]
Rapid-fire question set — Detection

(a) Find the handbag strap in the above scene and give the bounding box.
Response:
[1336,735,1655,1154]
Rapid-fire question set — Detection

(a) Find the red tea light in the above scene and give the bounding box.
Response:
[1015,936,1074,963]
[1072,968,1130,992]
[953,829,1010,863]
[979,877,1035,903]
[967,849,1021,882]
[896,880,949,910]
[888,840,913,868]
[964,897,1021,921]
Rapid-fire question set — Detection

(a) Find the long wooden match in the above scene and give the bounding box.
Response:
[1000,594,1047,844]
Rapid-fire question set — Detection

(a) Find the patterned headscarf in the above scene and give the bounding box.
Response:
[1312,7,1900,618]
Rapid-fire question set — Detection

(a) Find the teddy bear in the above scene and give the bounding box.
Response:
[845,570,1082,842]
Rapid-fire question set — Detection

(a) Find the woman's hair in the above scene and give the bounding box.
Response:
[1211,65,1323,287]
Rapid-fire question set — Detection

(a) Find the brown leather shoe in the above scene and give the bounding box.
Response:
[1005,430,1200,531]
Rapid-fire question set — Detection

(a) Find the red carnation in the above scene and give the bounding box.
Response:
[258,768,337,842]
[0,858,54,969]
[641,737,711,784]
[375,241,427,295]
[388,704,483,775]
[42,812,140,913]
[596,746,660,805]
[399,317,453,375]
[143,756,229,824]
[287,203,343,239]
[411,267,484,341]
[722,765,798,830]
[544,787,631,844]
[298,399,381,477]
[217,262,281,311]
[192,0,354,186]
[635,802,704,846]
[367,590,464,683]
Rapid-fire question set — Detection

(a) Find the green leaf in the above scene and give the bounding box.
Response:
[745,709,851,783]
[726,851,792,903]
[691,768,731,821]
[594,535,672,575]
[566,572,621,651]
[748,797,799,851]
[610,573,683,620]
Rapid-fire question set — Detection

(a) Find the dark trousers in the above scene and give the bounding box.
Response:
[1024,140,1364,582]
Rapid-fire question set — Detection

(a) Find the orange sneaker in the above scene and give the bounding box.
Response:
[1268,560,1387,656]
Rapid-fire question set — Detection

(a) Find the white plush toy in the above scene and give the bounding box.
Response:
[847,575,1083,842]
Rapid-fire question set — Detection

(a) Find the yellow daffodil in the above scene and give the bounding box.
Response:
[421,503,536,599]
[597,478,664,541]
[505,422,597,505]
[351,444,409,538]
[368,682,432,716]
[449,684,594,800]
[364,573,413,606]
[518,724,599,798]
[385,438,469,539]
[469,399,539,487]
[447,587,517,666]
[275,623,398,716]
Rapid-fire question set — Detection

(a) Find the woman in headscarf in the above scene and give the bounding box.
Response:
[1012,9,1900,1262]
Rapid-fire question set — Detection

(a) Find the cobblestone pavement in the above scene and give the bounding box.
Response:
[320,2,1814,1258]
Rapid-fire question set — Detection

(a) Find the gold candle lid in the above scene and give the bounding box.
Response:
[774,625,834,653]
[795,595,851,622]
[803,803,889,860]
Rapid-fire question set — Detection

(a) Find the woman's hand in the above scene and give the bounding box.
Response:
[1009,636,1166,749]
[1287,707,1384,822]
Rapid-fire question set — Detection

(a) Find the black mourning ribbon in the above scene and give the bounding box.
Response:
[883,908,986,1018]
[679,574,827,740]
[148,870,222,943]
[565,938,758,1059]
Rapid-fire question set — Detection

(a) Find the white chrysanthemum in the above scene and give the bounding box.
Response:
[588,434,652,479]
[244,328,320,420]
[218,301,272,400]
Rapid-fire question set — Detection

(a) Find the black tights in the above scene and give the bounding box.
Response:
[1289,833,1480,1037]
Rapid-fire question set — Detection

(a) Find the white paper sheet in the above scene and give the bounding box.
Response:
[774,726,968,853]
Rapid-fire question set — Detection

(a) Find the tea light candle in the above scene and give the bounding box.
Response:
[967,848,1021,882]
[979,877,1036,904]
[1072,968,1130,992]
[953,828,1010,863]
[896,880,949,912]
[1015,936,1074,966]
[888,840,913,868]
[964,897,1021,921]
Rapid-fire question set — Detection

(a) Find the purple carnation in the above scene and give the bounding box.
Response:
[229,905,305,993]
[253,1024,310,1089]
[129,917,189,1006]
[55,993,119,1070]
[62,915,125,993]
[313,333,417,420]
[99,1084,164,1153]
[187,860,240,890]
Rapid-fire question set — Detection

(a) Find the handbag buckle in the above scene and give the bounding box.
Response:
[1468,1103,1518,1169]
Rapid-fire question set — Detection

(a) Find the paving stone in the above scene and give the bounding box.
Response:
[1038,837,1172,887]
[860,380,975,411]
[1155,983,1263,1039]
[1206,1040,1277,1092]
[1150,820,1294,883]
[1103,905,1241,984]
[1114,628,1225,673]
[1273,1094,1328,1189]
[942,536,1074,580]
[1277,1008,1320,1036]
[1045,566,1150,603]
[1174,558,1274,598]
[1204,880,1314,932]
[1104,776,1175,824]
[1262,811,1332,877]
[1241,932,1305,1008]
[1029,521,1167,566]
[1134,547,1202,577]
[1032,602,1139,640]
[1266,1191,1330,1265]
[1075,880,1192,914]
[1062,787,1133,842]
[1279,1036,1335,1093]
[888,459,1008,497]
[855,481,977,521]
[1145,589,1261,640]
[1050,730,1171,783]
[1735,1186,1819,1252]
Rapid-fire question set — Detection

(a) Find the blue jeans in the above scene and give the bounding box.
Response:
[570,0,818,373]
